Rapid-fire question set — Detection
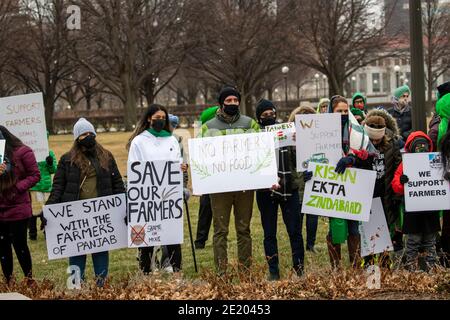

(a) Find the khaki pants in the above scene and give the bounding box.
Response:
[210,191,254,273]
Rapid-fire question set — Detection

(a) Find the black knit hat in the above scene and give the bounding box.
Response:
[437,81,450,100]
[217,86,241,105]
[255,99,276,121]
[409,137,430,153]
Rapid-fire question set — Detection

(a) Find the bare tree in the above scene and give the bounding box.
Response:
[291,0,400,96]
[423,0,450,110]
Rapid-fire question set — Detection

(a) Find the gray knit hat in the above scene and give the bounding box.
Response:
[73,118,96,140]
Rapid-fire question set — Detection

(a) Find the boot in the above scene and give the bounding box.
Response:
[326,235,341,270]
[348,234,361,269]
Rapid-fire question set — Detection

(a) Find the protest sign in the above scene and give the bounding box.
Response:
[295,113,342,171]
[301,163,376,222]
[0,140,5,164]
[127,160,184,248]
[403,152,450,212]
[360,198,394,257]
[0,93,48,161]
[264,122,295,148]
[188,132,278,195]
[43,194,127,260]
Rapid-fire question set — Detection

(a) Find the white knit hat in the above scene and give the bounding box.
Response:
[73,118,96,140]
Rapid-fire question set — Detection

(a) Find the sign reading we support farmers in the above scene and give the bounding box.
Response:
[43,194,127,260]
[0,140,5,164]
[264,122,295,148]
[360,198,394,257]
[302,163,376,222]
[403,152,450,212]
[0,93,48,161]
[295,113,342,171]
[127,160,184,248]
[188,132,278,195]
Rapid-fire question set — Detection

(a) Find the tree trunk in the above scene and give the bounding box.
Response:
[121,73,137,131]
[44,90,55,134]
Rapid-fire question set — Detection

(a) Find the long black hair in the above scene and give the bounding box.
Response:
[126,104,171,150]
[0,125,24,194]
[441,130,450,180]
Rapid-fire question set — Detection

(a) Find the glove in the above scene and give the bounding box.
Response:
[46,155,53,166]
[39,212,47,230]
[352,149,368,161]
[183,188,191,201]
[124,216,128,226]
[400,174,409,185]
[303,171,313,183]
[335,156,355,174]
[444,172,450,181]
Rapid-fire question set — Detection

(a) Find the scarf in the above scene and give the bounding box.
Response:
[147,128,172,138]
[216,107,240,124]
[364,125,386,140]
[392,96,411,114]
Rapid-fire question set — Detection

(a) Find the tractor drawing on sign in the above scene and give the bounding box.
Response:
[302,153,329,169]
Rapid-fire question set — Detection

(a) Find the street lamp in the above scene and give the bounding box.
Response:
[314,73,320,99]
[322,74,327,97]
[394,65,400,88]
[282,66,290,107]
[351,76,356,93]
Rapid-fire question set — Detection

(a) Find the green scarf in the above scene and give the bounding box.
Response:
[436,93,450,150]
[147,128,172,137]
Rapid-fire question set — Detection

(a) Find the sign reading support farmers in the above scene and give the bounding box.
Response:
[264,122,295,148]
[0,93,49,162]
[360,198,394,257]
[0,140,5,164]
[295,114,342,171]
[127,160,183,248]
[43,194,127,260]
[301,163,376,222]
[403,152,450,212]
[188,132,278,195]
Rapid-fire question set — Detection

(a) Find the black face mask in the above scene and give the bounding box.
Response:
[260,117,276,127]
[78,134,96,149]
[152,119,166,132]
[223,104,240,116]
[341,115,349,127]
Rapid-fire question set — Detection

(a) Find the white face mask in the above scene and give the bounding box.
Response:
[364,124,386,140]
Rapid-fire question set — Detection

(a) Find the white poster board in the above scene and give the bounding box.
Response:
[264,122,295,148]
[188,132,278,195]
[0,93,49,161]
[127,160,184,248]
[295,113,342,171]
[301,163,376,222]
[360,198,394,257]
[403,152,450,212]
[43,194,128,260]
[0,140,5,164]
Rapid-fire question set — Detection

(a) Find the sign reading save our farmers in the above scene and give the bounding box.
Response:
[188,132,278,195]
[294,114,342,172]
[403,152,450,212]
[301,163,376,222]
[43,194,128,260]
[264,122,296,148]
[127,160,184,248]
[0,93,49,162]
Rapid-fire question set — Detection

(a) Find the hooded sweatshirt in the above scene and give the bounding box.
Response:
[352,92,367,112]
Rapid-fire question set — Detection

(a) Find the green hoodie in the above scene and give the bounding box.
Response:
[436,93,450,148]
[352,92,367,110]
[30,150,57,192]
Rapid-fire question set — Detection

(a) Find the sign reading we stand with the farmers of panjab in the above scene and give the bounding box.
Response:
[294,113,342,172]
[0,93,49,162]
[43,194,128,260]
[127,160,184,248]
[302,163,376,222]
[188,132,278,195]
[264,122,296,148]
[403,152,450,212]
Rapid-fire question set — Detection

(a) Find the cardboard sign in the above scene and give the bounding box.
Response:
[295,113,342,171]
[360,198,394,257]
[403,152,450,212]
[43,194,128,260]
[301,163,376,222]
[188,132,278,195]
[127,160,184,248]
[264,122,295,148]
[0,93,49,161]
[0,140,5,164]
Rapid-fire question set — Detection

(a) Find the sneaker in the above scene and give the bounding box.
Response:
[306,246,317,253]
[195,242,205,249]
[268,272,280,281]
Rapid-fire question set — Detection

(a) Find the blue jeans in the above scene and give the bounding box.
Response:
[256,190,304,275]
[305,214,318,249]
[69,251,109,287]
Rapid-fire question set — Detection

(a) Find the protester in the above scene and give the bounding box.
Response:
[316,98,330,114]
[28,132,57,240]
[362,109,402,267]
[0,126,40,285]
[440,130,450,266]
[128,105,188,274]
[43,118,125,286]
[288,105,320,253]
[351,108,365,125]
[201,86,260,273]
[388,85,412,141]
[391,132,441,272]
[352,92,367,114]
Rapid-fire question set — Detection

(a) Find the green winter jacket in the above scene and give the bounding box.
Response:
[352,92,367,110]
[30,150,57,192]
[200,112,260,137]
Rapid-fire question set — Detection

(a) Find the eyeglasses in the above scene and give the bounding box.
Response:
[401,94,409,98]
[367,123,385,129]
